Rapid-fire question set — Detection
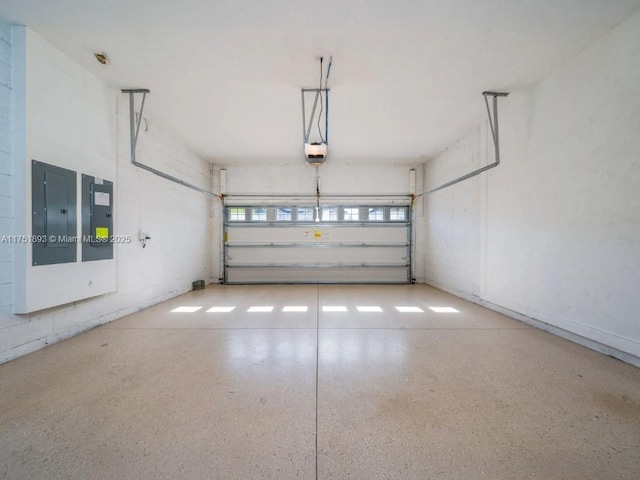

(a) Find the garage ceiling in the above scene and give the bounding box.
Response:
[2,0,639,165]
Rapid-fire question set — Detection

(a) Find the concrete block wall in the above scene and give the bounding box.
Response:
[421,10,640,364]
[222,161,416,197]
[0,28,213,363]
[0,23,12,314]
[421,122,488,296]
[115,94,213,302]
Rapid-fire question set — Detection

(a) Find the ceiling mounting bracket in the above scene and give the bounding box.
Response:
[301,87,330,145]
[120,89,221,200]
[301,87,330,165]
[482,91,509,166]
[417,91,509,197]
[121,89,150,164]
[301,56,332,166]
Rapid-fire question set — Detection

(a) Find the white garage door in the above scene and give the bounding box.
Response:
[224,203,411,284]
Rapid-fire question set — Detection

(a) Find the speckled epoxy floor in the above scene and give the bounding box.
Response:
[1,284,639,479]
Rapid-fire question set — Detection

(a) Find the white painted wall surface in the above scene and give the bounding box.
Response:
[422,11,640,362]
[422,123,489,295]
[222,161,415,197]
[12,29,117,313]
[115,94,213,303]
[0,23,13,314]
[0,28,212,363]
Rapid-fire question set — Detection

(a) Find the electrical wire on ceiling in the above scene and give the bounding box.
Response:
[317,56,332,144]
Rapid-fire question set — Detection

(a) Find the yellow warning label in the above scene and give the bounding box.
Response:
[314,230,322,239]
[96,227,109,240]
[224,232,229,243]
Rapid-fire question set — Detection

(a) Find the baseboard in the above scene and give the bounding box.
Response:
[425,280,640,369]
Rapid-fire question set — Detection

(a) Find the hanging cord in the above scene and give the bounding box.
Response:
[324,57,332,143]
[315,166,321,222]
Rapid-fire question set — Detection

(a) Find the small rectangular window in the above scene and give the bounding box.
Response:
[322,207,338,221]
[229,208,246,221]
[251,207,267,221]
[297,207,314,222]
[228,205,408,224]
[390,208,406,221]
[368,207,384,221]
[344,207,359,221]
[276,207,292,221]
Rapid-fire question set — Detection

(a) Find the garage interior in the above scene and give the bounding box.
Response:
[1,1,639,479]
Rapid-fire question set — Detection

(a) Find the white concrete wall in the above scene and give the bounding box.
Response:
[0,23,13,314]
[116,94,213,303]
[422,11,640,363]
[222,161,415,197]
[421,123,489,293]
[0,27,213,363]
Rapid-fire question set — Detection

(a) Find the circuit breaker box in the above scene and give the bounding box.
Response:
[32,160,77,266]
[82,174,114,262]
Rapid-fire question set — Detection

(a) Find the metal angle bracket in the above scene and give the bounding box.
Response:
[120,88,221,200]
[121,89,150,164]
[482,91,509,165]
[417,91,509,196]
[301,88,330,144]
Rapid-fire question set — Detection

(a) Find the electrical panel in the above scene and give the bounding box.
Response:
[81,174,114,262]
[31,160,77,266]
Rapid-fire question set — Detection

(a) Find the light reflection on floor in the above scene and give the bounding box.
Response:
[171,305,459,314]
[167,293,462,375]
[206,306,236,312]
[170,306,202,313]
[225,328,408,371]
[283,306,308,312]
